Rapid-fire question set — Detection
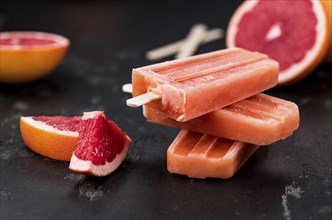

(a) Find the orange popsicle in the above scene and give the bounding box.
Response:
[144,93,299,145]
[167,130,259,179]
[128,48,279,122]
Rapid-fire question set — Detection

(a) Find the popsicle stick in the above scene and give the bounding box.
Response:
[123,83,161,107]
[176,23,208,59]
[122,83,133,93]
[203,28,224,43]
[146,28,223,61]
[126,92,161,107]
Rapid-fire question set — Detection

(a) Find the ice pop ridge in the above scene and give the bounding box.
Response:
[144,93,299,145]
[167,130,259,179]
[130,48,279,122]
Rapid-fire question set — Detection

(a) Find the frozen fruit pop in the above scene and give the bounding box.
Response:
[167,130,259,179]
[144,93,299,145]
[127,48,279,122]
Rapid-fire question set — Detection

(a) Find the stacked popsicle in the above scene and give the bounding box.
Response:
[127,48,299,179]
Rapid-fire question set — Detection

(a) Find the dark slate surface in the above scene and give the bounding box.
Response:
[1,1,331,219]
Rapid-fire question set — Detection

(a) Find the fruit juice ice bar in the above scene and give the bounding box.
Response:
[130,48,279,122]
[167,130,259,179]
[144,93,299,145]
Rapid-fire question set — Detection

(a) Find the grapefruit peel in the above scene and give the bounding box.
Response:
[320,0,332,63]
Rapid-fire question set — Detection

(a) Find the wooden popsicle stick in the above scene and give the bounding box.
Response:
[126,92,161,107]
[176,23,208,59]
[123,83,161,107]
[203,28,224,44]
[146,28,223,61]
[122,83,133,93]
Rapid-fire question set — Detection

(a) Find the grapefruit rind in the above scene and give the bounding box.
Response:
[0,31,69,84]
[69,140,131,177]
[321,0,332,63]
[20,116,78,161]
[226,0,330,85]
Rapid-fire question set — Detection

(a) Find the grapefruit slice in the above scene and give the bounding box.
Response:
[0,31,69,84]
[20,116,81,161]
[69,111,131,177]
[226,0,330,85]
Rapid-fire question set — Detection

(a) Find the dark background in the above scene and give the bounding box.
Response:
[1,1,331,219]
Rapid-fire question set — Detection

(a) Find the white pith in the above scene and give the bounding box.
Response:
[82,111,104,120]
[21,116,78,137]
[226,0,328,84]
[69,140,131,176]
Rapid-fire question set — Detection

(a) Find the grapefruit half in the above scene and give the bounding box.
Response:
[226,0,330,85]
[0,31,69,84]
[69,111,131,177]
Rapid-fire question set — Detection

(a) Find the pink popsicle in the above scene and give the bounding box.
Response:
[167,130,259,179]
[130,48,279,122]
[144,93,299,145]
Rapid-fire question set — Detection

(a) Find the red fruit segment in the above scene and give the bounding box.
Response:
[69,111,131,176]
[32,116,81,132]
[0,38,56,46]
[0,32,69,49]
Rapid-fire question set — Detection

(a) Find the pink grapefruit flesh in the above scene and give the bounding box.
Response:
[226,0,330,85]
[31,116,81,132]
[69,111,131,177]
[0,38,57,46]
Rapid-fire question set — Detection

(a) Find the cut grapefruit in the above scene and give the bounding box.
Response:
[0,31,69,84]
[226,0,330,85]
[69,111,131,177]
[20,111,131,176]
[20,116,81,161]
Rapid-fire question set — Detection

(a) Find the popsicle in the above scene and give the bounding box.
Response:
[144,93,299,145]
[128,48,279,122]
[167,130,259,179]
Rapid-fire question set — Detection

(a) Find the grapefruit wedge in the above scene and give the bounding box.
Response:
[69,111,131,177]
[226,0,330,85]
[0,31,69,84]
[20,116,81,161]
